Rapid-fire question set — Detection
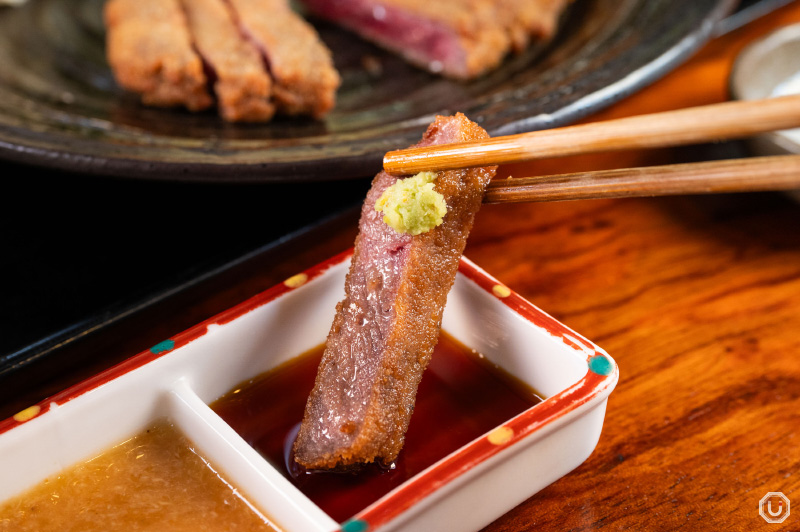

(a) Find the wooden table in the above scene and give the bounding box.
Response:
[3,3,800,531]
[476,3,800,530]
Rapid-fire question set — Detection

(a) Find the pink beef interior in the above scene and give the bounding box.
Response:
[300,0,466,75]
[293,114,496,469]
[299,133,445,459]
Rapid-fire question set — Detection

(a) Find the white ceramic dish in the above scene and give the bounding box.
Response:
[730,22,800,155]
[730,22,800,202]
[0,251,618,532]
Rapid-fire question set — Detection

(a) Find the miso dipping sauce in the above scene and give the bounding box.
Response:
[212,332,543,523]
[0,421,281,532]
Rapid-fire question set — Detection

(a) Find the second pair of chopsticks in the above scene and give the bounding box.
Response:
[383,94,800,203]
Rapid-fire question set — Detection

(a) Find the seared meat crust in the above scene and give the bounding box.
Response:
[181,0,275,122]
[227,0,340,118]
[104,0,213,111]
[293,114,497,469]
[105,0,338,121]
[298,0,569,78]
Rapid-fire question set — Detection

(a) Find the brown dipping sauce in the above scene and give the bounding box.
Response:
[211,332,542,523]
[0,421,280,532]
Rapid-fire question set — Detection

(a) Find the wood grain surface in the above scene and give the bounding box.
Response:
[469,3,800,530]
[1,3,799,532]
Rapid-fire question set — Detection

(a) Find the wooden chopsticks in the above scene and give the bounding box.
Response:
[483,155,800,203]
[382,94,800,203]
[383,95,800,175]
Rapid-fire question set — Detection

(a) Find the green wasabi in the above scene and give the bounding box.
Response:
[375,171,447,235]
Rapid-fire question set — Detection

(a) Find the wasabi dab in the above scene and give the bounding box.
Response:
[375,171,447,235]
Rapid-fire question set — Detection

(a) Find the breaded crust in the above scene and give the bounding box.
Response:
[180,0,275,122]
[104,0,213,111]
[299,0,510,79]
[496,0,571,51]
[298,0,569,78]
[227,0,340,118]
[293,114,497,470]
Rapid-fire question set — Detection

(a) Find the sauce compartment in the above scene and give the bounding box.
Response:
[210,333,545,523]
[0,252,617,532]
[0,421,280,532]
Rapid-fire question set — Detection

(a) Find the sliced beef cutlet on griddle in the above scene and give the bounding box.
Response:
[105,0,339,121]
[297,0,569,78]
[227,0,340,118]
[104,0,213,111]
[181,0,275,122]
[496,0,571,51]
[293,113,497,470]
[297,0,511,79]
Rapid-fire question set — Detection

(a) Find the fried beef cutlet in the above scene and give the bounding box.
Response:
[180,0,275,122]
[293,114,497,470]
[104,0,213,111]
[297,0,510,79]
[297,0,569,79]
[496,0,571,51]
[226,0,340,118]
[105,0,339,121]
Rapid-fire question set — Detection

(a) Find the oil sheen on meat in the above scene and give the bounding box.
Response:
[293,113,497,470]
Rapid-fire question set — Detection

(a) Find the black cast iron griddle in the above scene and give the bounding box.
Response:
[0,0,737,182]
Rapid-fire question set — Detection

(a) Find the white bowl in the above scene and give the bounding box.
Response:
[730,23,800,202]
[0,251,618,532]
[731,22,800,152]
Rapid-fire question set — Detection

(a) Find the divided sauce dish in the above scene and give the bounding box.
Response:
[0,251,618,532]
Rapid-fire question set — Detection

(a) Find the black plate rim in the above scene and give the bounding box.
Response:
[0,0,739,183]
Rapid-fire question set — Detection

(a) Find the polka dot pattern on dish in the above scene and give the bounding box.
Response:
[487,426,514,445]
[13,405,41,423]
[589,354,613,376]
[284,273,308,288]
[150,340,175,354]
[341,518,369,532]
[492,284,511,298]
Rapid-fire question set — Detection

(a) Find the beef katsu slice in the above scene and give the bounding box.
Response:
[226,0,340,118]
[180,0,274,122]
[297,0,511,79]
[293,113,497,470]
[496,0,571,51]
[104,0,213,111]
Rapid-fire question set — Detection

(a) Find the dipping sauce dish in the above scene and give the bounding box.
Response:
[0,251,618,532]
